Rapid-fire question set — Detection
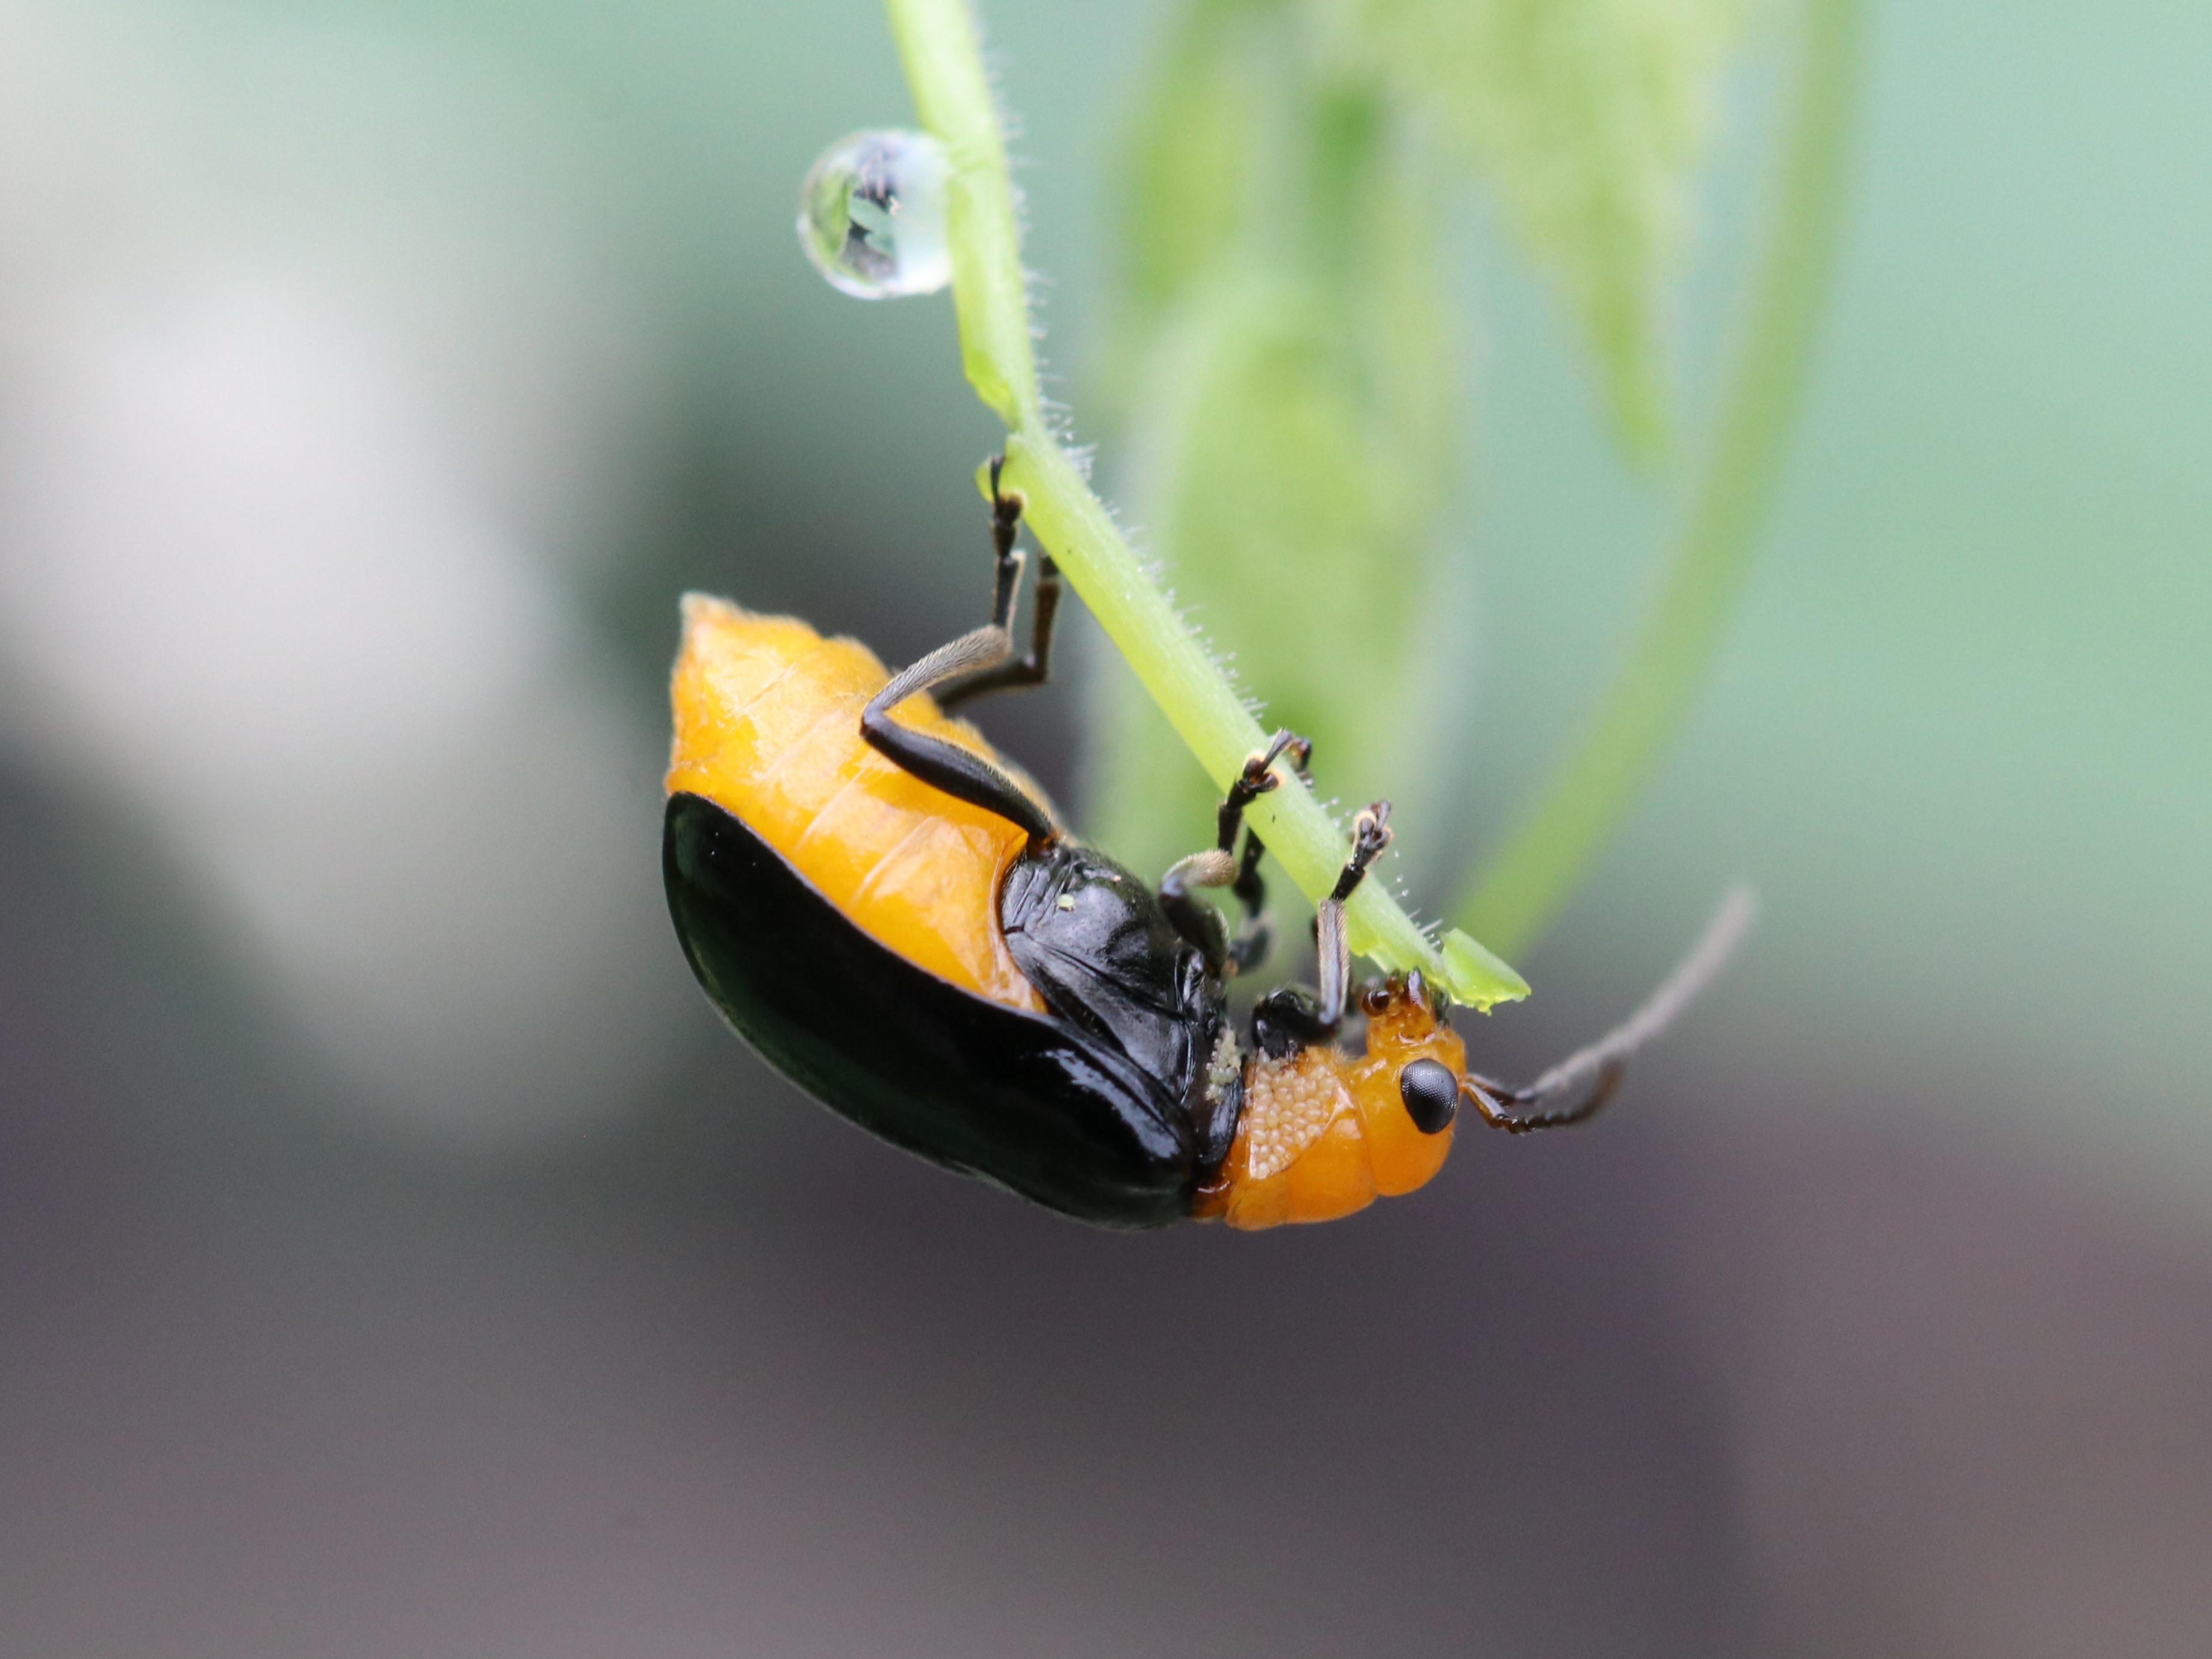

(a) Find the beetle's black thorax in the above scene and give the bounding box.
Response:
[999,840,1239,1167]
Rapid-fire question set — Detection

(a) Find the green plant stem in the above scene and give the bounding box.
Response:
[885,0,1527,1008]
[1455,0,1863,958]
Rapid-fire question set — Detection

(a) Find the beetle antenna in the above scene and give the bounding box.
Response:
[1464,885,1756,1132]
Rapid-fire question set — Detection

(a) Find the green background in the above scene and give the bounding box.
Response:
[292,0,2205,1202]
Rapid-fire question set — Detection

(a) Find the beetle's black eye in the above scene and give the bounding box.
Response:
[1399,1059,1458,1134]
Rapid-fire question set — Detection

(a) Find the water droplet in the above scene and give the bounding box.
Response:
[796,129,950,300]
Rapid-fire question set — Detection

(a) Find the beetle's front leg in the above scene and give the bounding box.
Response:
[1250,802,1392,1058]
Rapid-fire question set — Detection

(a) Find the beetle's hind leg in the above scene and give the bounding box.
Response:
[1463,887,1756,1133]
[858,459,1061,845]
[936,456,1061,710]
[1250,801,1392,1058]
[1160,729,1311,975]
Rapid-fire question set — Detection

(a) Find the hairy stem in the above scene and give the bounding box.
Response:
[884,0,1528,1007]
[1455,0,1865,957]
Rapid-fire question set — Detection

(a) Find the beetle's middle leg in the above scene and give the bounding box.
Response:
[937,456,1061,710]
[1161,729,1312,975]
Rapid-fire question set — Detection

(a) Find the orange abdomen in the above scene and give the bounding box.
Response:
[665,594,1047,1012]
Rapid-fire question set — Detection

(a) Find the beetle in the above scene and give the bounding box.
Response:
[663,460,1745,1229]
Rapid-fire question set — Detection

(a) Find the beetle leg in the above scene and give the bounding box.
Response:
[1160,837,1274,979]
[1159,849,1238,974]
[1314,802,1392,1027]
[1217,730,1313,973]
[1221,831,1273,974]
[938,456,1061,710]
[1250,801,1392,1056]
[861,625,1058,845]
[1213,728,1310,854]
[1462,886,1756,1133]
[1159,730,1313,976]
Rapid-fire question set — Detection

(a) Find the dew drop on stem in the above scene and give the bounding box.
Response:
[796,129,951,299]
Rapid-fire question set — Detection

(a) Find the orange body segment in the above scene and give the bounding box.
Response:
[665,594,1047,1012]
[1197,985,1463,1230]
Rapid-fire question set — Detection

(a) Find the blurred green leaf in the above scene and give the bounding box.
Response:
[1457,0,1862,952]
[1092,36,1461,899]
[1313,0,1758,454]
[1095,276,1424,877]
[1114,0,1270,352]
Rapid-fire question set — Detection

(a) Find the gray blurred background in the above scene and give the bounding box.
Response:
[2,1,2208,1655]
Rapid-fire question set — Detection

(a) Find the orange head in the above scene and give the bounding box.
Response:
[1195,978,1468,1230]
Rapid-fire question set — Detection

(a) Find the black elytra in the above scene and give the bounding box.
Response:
[664,791,1241,1228]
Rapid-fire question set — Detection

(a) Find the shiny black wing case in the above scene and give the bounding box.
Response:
[663,792,1200,1228]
